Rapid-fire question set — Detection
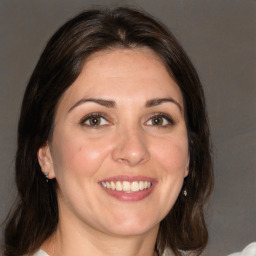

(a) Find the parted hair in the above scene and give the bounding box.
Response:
[2,7,213,256]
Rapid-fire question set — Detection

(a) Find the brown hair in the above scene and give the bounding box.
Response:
[2,7,213,256]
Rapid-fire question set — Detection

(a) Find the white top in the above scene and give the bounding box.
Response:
[227,243,256,256]
[32,250,49,256]
[32,242,256,256]
[31,250,173,256]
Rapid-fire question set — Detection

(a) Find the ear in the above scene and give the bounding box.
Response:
[37,143,55,179]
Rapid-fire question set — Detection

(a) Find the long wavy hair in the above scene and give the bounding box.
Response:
[2,7,213,256]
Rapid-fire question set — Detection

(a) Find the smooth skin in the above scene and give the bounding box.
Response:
[38,47,189,256]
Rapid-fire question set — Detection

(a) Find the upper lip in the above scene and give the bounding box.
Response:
[98,175,157,183]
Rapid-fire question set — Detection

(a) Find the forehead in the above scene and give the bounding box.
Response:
[57,47,184,110]
[84,47,170,77]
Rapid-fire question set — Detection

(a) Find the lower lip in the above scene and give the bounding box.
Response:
[100,183,157,202]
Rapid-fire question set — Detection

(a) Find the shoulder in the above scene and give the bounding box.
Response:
[30,250,50,256]
[227,242,256,256]
[162,248,175,256]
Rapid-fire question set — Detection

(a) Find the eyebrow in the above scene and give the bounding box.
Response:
[68,97,182,113]
[68,98,116,112]
[145,98,183,112]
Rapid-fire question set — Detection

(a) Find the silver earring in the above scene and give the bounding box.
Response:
[44,172,49,182]
[183,189,187,197]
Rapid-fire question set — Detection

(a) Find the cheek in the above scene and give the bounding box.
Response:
[153,136,189,175]
[51,132,112,179]
[151,136,188,214]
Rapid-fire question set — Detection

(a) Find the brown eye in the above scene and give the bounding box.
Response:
[146,114,174,127]
[81,114,109,127]
[152,116,164,125]
[88,117,102,126]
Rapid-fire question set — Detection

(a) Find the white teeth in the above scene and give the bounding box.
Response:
[115,181,122,191]
[101,181,152,192]
[123,181,130,192]
[110,181,116,190]
[106,182,111,188]
[131,181,139,192]
[139,181,144,190]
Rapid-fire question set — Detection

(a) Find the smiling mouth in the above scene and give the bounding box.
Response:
[101,181,152,193]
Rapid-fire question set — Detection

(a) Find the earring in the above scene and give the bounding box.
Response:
[183,188,188,197]
[44,172,49,182]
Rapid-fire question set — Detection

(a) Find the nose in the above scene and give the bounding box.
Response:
[111,127,150,167]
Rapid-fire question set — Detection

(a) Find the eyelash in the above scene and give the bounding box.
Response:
[80,113,110,128]
[145,113,175,127]
[80,112,175,128]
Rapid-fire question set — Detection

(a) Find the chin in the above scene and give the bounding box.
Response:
[102,217,159,237]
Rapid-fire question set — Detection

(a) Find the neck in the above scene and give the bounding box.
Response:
[41,216,159,256]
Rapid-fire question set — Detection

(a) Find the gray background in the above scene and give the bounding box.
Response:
[0,0,255,255]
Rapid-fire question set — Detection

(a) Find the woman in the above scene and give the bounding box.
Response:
[2,7,213,256]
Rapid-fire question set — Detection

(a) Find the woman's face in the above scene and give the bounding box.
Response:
[38,48,189,237]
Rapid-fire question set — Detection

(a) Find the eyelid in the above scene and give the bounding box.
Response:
[80,112,111,127]
[145,112,175,126]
